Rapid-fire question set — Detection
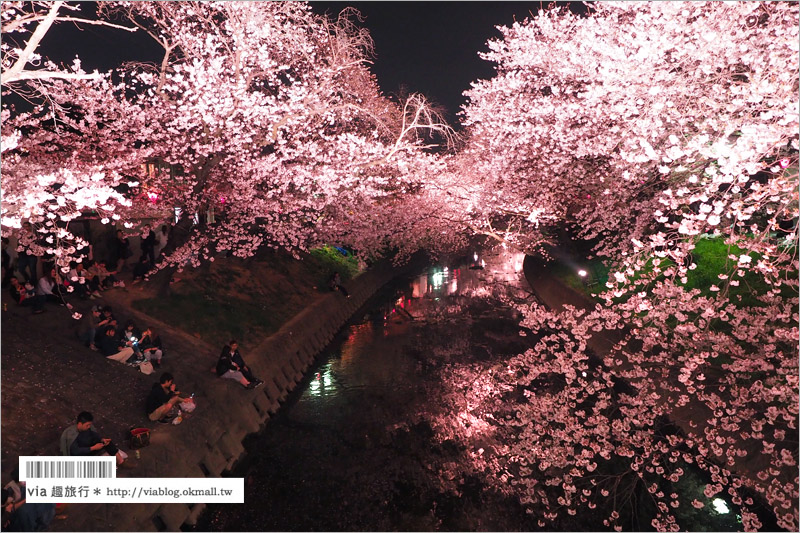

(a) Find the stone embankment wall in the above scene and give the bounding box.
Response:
[121,258,419,531]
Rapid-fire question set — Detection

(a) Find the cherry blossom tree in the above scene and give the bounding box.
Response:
[427,2,798,530]
[2,1,453,279]
[1,1,148,272]
[100,2,454,273]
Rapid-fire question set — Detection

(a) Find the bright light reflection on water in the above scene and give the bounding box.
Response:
[200,245,537,531]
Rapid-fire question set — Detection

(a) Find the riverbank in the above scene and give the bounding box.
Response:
[1,253,424,531]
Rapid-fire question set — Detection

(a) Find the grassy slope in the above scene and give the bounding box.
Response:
[132,247,360,346]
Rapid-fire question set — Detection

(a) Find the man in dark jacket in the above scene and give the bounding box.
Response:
[216,340,263,389]
[69,411,126,465]
[146,373,190,422]
[140,224,156,266]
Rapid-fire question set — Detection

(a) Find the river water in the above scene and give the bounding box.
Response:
[197,247,542,531]
[196,246,750,532]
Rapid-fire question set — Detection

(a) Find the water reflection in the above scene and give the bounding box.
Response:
[293,246,529,418]
[199,245,535,532]
[405,247,527,314]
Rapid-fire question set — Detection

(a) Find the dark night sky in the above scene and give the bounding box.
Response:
[308,1,561,125]
[34,2,585,128]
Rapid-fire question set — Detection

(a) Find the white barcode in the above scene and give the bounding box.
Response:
[20,457,115,480]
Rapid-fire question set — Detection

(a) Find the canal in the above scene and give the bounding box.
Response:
[196,246,749,532]
[197,247,542,531]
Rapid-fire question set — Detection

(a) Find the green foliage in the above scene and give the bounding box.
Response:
[552,236,796,307]
[669,463,742,532]
[686,236,768,307]
[547,257,611,298]
[308,245,361,282]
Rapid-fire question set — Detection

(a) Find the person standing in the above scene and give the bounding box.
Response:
[154,225,170,259]
[113,230,131,273]
[140,224,156,266]
[2,237,15,288]
[15,222,40,284]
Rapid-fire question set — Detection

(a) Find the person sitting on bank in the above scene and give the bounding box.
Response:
[36,268,72,308]
[86,260,121,290]
[146,372,191,423]
[67,411,127,466]
[97,326,136,364]
[216,340,263,389]
[119,319,144,360]
[8,277,46,314]
[328,271,350,298]
[97,305,117,337]
[2,487,55,532]
[131,255,151,284]
[77,305,102,351]
[67,261,102,300]
[139,327,163,367]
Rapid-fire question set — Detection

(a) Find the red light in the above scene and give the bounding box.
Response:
[220,196,226,204]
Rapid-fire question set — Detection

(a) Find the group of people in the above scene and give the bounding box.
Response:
[114,225,169,284]
[2,222,173,313]
[145,372,193,424]
[77,306,164,368]
[5,256,126,316]
[5,221,279,526]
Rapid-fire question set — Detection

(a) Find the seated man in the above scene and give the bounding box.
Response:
[216,340,263,389]
[86,260,120,290]
[8,277,45,314]
[146,372,191,423]
[139,327,163,367]
[97,305,117,337]
[131,255,151,284]
[97,326,136,364]
[67,261,101,300]
[66,411,127,466]
[328,271,350,297]
[77,305,102,351]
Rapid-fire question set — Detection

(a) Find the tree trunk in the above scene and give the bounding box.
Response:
[149,215,194,298]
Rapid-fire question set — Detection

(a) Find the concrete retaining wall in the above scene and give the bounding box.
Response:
[117,258,418,531]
